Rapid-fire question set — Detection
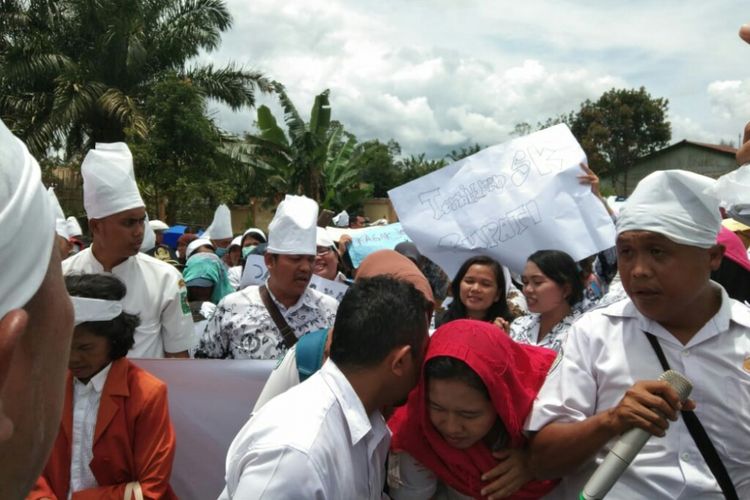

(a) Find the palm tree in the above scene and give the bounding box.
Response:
[0,0,271,158]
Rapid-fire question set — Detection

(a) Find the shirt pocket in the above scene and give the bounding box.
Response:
[719,376,750,464]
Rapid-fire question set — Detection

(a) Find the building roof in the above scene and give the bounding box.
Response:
[639,139,737,162]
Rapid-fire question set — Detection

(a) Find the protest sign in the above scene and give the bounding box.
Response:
[347,222,411,268]
[239,255,269,289]
[388,124,616,276]
[309,274,349,301]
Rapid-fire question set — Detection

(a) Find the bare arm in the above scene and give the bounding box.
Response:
[529,380,691,479]
[164,350,189,358]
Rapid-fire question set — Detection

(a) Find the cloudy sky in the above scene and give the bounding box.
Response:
[202,0,750,158]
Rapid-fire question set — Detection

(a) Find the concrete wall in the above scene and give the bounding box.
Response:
[603,144,737,196]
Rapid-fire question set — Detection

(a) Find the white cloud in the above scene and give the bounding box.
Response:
[204,0,750,157]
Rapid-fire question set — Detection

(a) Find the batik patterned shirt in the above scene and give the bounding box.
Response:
[509,309,583,353]
[194,282,339,360]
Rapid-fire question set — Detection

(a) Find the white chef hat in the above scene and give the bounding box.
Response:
[332,210,349,227]
[149,219,169,232]
[204,204,233,240]
[186,238,215,259]
[229,236,242,249]
[267,195,319,255]
[242,227,267,244]
[82,142,144,219]
[0,119,55,319]
[66,216,83,237]
[140,214,156,252]
[316,227,335,248]
[617,170,721,248]
[48,187,70,239]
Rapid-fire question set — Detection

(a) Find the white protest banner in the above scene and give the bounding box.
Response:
[388,124,616,276]
[347,222,410,268]
[239,254,269,289]
[324,226,365,242]
[309,274,349,301]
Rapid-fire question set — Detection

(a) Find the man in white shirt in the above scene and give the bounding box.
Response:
[527,170,750,499]
[221,275,431,499]
[63,143,195,358]
[195,195,338,360]
[0,118,75,499]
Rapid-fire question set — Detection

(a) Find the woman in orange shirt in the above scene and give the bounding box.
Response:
[29,274,177,500]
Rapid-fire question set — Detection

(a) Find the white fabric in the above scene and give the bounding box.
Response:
[140,214,156,252]
[333,210,349,227]
[267,195,318,255]
[205,204,233,240]
[229,236,242,248]
[709,164,750,210]
[82,142,144,219]
[526,286,750,499]
[63,249,196,358]
[617,170,721,248]
[48,187,70,238]
[71,297,123,325]
[316,227,335,248]
[252,346,302,412]
[195,283,338,360]
[221,360,391,499]
[389,451,471,500]
[242,228,266,243]
[186,238,214,259]
[227,265,242,290]
[149,219,169,231]
[69,363,112,497]
[0,118,54,319]
[67,216,83,237]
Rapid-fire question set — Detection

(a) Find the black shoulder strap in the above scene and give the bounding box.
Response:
[643,332,738,500]
[259,285,298,349]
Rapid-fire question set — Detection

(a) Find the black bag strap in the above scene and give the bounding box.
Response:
[643,332,738,500]
[259,285,298,349]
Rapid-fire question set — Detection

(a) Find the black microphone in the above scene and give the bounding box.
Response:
[579,370,693,500]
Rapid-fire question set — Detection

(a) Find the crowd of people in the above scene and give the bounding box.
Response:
[3,30,750,500]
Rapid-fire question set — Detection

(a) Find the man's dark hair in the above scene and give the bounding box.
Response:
[527,249,584,306]
[329,276,428,368]
[425,356,489,399]
[65,273,139,360]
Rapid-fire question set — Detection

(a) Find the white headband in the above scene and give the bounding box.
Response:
[71,297,123,325]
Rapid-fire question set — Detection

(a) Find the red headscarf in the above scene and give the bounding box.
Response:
[389,319,558,499]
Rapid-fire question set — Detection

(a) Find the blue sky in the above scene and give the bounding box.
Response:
[203,0,750,159]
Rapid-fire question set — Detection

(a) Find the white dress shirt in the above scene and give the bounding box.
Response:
[68,363,112,498]
[221,360,390,499]
[527,285,750,499]
[63,248,196,358]
[195,282,338,360]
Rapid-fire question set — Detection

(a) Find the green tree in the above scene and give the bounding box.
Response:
[0,0,270,158]
[446,143,483,162]
[355,139,402,197]
[397,154,447,185]
[128,75,238,225]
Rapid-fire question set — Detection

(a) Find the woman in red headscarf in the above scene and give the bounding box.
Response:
[388,319,558,499]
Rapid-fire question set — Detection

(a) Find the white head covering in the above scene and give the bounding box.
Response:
[82,142,144,219]
[48,187,69,239]
[332,210,349,227]
[149,219,169,232]
[204,204,233,240]
[267,195,319,255]
[708,164,750,226]
[66,216,83,237]
[186,238,215,259]
[71,297,123,325]
[229,236,242,248]
[140,214,156,252]
[617,170,721,248]
[316,227,334,248]
[0,119,55,318]
[242,227,267,243]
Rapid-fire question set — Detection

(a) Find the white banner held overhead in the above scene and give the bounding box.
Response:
[388,124,616,277]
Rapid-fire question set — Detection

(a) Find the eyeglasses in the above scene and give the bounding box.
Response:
[316,247,333,256]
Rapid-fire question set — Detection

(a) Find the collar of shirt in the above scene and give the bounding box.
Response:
[318,360,388,451]
[73,362,112,395]
[265,279,319,314]
[84,246,135,274]
[602,283,750,347]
